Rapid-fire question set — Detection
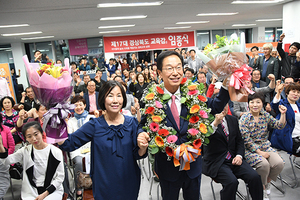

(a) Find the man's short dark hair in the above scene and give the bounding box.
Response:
[34,50,41,55]
[70,62,77,66]
[83,74,90,78]
[290,42,300,51]
[190,49,196,53]
[25,86,32,93]
[251,46,259,51]
[156,51,184,71]
[198,72,206,77]
[96,69,102,74]
[109,58,114,61]
[252,69,261,75]
[98,81,127,110]
[185,68,195,75]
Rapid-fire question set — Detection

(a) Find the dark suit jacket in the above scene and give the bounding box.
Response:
[83,92,100,112]
[202,115,245,178]
[253,56,279,85]
[138,87,230,181]
[251,80,270,103]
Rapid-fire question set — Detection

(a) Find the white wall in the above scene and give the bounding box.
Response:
[11,42,28,89]
[283,1,300,44]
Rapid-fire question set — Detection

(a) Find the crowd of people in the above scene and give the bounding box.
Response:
[0,33,299,200]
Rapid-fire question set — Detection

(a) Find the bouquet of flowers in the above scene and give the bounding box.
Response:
[198,33,253,102]
[142,79,215,170]
[23,55,74,143]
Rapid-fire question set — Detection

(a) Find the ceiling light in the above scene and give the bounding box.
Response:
[100,15,147,21]
[256,18,282,22]
[21,36,54,40]
[99,30,130,34]
[97,2,163,8]
[176,21,209,24]
[197,32,209,35]
[0,24,29,28]
[265,30,274,33]
[232,24,256,27]
[232,0,284,4]
[164,26,191,30]
[1,31,42,37]
[0,48,11,50]
[197,12,238,16]
[98,24,135,29]
[277,28,283,31]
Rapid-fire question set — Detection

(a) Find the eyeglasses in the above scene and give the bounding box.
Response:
[162,66,183,73]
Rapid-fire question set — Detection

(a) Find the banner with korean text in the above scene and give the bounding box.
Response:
[69,38,89,55]
[103,31,195,53]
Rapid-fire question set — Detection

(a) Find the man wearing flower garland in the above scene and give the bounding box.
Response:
[137,51,230,200]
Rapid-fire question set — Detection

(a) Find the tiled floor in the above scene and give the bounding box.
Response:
[4,151,300,200]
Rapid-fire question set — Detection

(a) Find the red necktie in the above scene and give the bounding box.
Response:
[221,121,231,160]
[171,95,180,129]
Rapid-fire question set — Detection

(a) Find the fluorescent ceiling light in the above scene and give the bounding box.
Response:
[21,36,54,40]
[164,26,191,29]
[176,21,209,24]
[197,12,238,16]
[232,24,256,27]
[0,24,29,28]
[1,31,42,37]
[256,18,282,22]
[277,28,283,31]
[265,30,274,33]
[100,15,147,21]
[0,48,11,51]
[98,24,135,29]
[99,30,130,34]
[197,32,209,35]
[97,2,163,8]
[232,0,284,4]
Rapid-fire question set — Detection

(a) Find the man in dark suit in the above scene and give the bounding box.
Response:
[83,81,100,113]
[137,51,230,200]
[129,53,139,71]
[253,43,279,85]
[202,105,263,200]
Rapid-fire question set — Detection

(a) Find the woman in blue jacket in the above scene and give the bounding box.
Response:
[271,82,300,155]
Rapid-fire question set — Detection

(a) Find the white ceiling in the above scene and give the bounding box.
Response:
[0,0,293,45]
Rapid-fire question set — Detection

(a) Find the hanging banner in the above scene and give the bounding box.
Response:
[246,42,278,56]
[0,63,16,101]
[104,31,195,53]
[69,38,89,55]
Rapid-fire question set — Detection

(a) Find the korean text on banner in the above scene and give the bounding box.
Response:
[69,38,89,56]
[104,31,195,53]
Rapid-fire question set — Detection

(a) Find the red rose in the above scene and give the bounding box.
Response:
[189,116,200,124]
[145,107,155,115]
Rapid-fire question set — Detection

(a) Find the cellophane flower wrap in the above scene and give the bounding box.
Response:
[198,33,253,102]
[142,79,215,170]
[22,55,74,143]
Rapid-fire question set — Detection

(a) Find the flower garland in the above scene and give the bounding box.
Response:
[142,78,215,170]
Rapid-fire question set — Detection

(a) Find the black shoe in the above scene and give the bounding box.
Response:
[76,193,83,200]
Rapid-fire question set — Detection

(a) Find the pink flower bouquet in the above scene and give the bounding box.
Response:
[198,33,253,102]
[22,55,74,143]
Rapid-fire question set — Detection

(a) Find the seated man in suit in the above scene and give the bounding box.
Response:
[83,80,100,113]
[203,105,263,200]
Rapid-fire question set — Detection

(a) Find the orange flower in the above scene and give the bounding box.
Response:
[190,105,200,114]
[155,136,164,147]
[156,86,164,94]
[180,77,187,85]
[193,139,202,149]
[165,147,174,157]
[145,107,155,115]
[188,85,197,91]
[189,116,200,124]
[199,123,208,134]
[158,129,169,137]
[145,93,155,100]
[152,116,162,123]
[197,95,207,102]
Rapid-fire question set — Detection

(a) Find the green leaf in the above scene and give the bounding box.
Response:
[180,97,186,104]
[205,132,211,137]
[162,94,171,101]
[208,114,215,121]
[151,146,159,154]
[208,125,214,134]
[204,138,210,144]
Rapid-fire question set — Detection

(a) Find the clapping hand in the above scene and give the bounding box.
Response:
[278,105,287,114]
